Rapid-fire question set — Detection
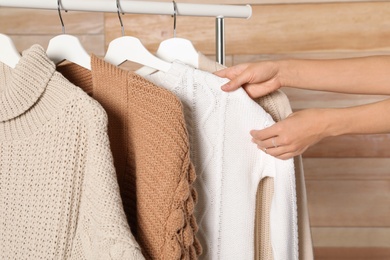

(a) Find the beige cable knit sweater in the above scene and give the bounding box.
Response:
[0,45,144,260]
[57,56,201,260]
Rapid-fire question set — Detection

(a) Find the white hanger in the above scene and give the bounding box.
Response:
[104,0,171,76]
[46,0,91,70]
[0,33,21,68]
[137,1,198,76]
[155,37,199,68]
[155,1,199,68]
[47,35,91,70]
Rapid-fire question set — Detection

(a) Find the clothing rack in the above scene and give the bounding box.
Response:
[0,0,252,65]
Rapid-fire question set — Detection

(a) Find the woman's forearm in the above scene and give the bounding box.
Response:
[279,56,390,95]
[250,98,390,160]
[326,98,390,137]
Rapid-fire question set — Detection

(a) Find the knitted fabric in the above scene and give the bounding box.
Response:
[255,177,274,260]
[146,62,298,260]
[198,53,274,260]
[0,45,144,259]
[198,53,314,260]
[57,56,201,260]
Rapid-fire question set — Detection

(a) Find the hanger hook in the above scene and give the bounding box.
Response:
[116,0,125,36]
[57,0,66,34]
[172,1,177,38]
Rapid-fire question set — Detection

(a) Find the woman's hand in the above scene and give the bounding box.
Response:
[214,61,284,98]
[251,108,334,160]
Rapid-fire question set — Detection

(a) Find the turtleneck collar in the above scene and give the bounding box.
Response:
[0,44,56,122]
[0,45,79,141]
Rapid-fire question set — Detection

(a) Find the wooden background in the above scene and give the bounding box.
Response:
[1,0,390,259]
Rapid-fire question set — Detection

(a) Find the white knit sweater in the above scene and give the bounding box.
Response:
[146,62,298,260]
[0,45,145,260]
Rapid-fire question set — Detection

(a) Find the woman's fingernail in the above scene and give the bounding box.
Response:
[221,84,229,91]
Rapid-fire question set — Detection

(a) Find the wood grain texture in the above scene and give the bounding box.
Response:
[225,2,390,54]
[306,180,390,226]
[303,134,390,158]
[0,8,103,34]
[303,158,390,180]
[283,88,388,110]
[311,227,390,247]
[103,2,390,55]
[0,8,105,55]
[232,51,390,64]
[314,247,390,260]
[7,35,105,57]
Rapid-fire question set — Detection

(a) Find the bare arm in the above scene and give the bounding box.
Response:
[252,98,390,160]
[215,56,390,96]
[281,56,390,95]
[214,56,390,159]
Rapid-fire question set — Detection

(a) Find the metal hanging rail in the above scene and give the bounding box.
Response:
[0,0,252,65]
[0,0,252,18]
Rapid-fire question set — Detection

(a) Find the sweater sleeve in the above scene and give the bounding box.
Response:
[71,98,145,260]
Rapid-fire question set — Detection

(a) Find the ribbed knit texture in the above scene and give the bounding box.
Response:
[0,45,144,259]
[256,177,274,260]
[57,56,201,260]
[146,62,298,260]
[198,53,314,260]
[256,92,315,260]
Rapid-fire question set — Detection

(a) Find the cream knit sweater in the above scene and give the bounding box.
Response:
[146,62,298,260]
[0,45,144,259]
[198,53,314,260]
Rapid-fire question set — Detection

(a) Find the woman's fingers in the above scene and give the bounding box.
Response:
[214,63,248,79]
[250,127,271,140]
[214,64,250,91]
[221,70,254,92]
[250,109,329,160]
[250,123,298,160]
[252,136,281,149]
[214,62,283,97]
[255,141,305,160]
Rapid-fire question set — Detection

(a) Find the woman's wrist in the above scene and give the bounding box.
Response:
[320,108,351,138]
[275,60,292,88]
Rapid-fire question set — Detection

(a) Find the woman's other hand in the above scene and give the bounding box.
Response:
[251,108,334,160]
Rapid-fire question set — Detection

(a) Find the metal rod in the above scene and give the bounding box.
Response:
[0,0,252,19]
[216,16,225,65]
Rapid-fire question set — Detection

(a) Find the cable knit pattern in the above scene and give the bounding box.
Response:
[199,53,314,260]
[57,57,201,260]
[146,62,298,260]
[0,45,144,260]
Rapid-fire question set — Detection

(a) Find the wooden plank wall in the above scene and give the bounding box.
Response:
[1,1,390,259]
